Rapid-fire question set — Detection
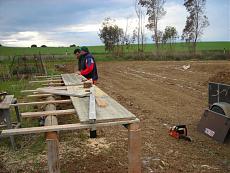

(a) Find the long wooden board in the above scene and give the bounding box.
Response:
[21,109,76,118]
[27,94,52,98]
[89,87,96,123]
[61,74,83,86]
[67,85,136,123]
[29,79,63,83]
[34,75,61,78]
[42,83,64,86]
[36,88,90,97]
[11,99,71,106]
[21,86,67,93]
[1,119,140,136]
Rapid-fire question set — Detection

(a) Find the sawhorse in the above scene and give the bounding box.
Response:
[0,95,21,149]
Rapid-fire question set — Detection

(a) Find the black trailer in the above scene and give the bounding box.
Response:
[198,82,230,143]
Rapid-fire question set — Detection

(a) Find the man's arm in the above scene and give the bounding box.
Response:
[80,57,94,75]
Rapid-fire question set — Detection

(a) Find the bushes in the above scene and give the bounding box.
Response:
[31,44,37,48]
[70,44,76,47]
[115,50,229,61]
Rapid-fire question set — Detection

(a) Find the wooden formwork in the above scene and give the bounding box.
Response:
[1,73,141,173]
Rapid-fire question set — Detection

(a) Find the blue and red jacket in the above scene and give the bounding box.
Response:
[80,53,98,82]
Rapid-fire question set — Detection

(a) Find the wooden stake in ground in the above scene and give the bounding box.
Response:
[44,96,60,173]
[128,123,141,173]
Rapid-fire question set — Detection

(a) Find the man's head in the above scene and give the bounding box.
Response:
[74,48,81,58]
[80,46,89,55]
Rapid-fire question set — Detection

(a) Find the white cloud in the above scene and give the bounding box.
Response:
[57,24,100,33]
[1,31,66,47]
[159,2,187,35]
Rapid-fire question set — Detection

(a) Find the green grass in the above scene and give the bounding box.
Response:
[192,41,230,51]
[0,46,106,56]
[0,78,28,98]
[0,41,229,56]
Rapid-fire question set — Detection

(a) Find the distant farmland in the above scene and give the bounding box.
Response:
[0,42,229,56]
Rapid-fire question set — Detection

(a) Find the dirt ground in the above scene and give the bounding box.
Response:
[1,60,230,173]
[94,60,230,173]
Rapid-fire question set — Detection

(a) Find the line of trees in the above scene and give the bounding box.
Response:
[31,44,48,48]
[98,0,209,55]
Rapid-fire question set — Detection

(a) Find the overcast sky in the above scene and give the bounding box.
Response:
[0,0,229,47]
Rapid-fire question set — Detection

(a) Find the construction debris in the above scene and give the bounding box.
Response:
[182,64,191,70]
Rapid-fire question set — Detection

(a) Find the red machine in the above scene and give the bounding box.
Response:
[169,125,191,141]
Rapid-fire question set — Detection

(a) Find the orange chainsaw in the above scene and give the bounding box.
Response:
[169,125,192,142]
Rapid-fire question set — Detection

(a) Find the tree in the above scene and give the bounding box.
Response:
[135,0,146,52]
[152,30,163,46]
[0,44,2,47]
[121,17,132,52]
[162,26,178,46]
[139,0,166,50]
[41,45,47,47]
[70,44,76,47]
[182,0,209,54]
[98,18,124,52]
[31,44,37,48]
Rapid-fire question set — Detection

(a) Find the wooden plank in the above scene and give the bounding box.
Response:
[46,76,62,79]
[68,85,136,123]
[95,86,108,97]
[27,94,52,98]
[96,97,107,107]
[21,88,66,94]
[95,86,108,107]
[21,89,37,93]
[42,83,64,86]
[89,87,96,123]
[21,109,76,118]
[47,138,60,173]
[0,95,14,109]
[36,88,90,97]
[11,99,71,106]
[1,118,140,136]
[1,109,16,149]
[29,79,63,83]
[41,86,67,90]
[20,86,67,93]
[34,75,61,78]
[61,73,83,86]
[44,96,60,173]
[45,115,58,126]
[21,87,66,94]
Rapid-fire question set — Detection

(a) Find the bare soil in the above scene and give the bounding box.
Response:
[95,60,230,173]
[1,60,230,173]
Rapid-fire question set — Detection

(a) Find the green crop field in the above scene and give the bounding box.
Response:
[0,42,229,56]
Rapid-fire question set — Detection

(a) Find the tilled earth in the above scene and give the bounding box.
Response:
[95,60,230,173]
[1,60,230,173]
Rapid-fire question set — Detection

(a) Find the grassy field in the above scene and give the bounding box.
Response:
[0,41,229,56]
